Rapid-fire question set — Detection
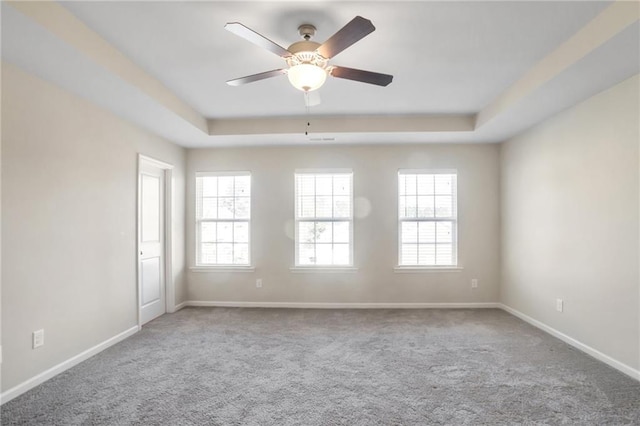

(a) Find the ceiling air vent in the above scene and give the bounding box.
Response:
[309,137,336,142]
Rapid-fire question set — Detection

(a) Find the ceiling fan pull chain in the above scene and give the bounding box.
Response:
[305,97,310,136]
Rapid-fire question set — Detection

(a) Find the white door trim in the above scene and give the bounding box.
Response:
[137,154,174,327]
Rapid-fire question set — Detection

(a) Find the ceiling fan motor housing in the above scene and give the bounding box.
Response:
[287,41,327,68]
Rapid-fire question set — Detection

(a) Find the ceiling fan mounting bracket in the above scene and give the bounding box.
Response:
[297,24,316,40]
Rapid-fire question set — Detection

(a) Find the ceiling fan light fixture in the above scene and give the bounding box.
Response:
[225,16,393,95]
[287,63,327,92]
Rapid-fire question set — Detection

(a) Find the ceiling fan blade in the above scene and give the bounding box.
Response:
[317,16,375,59]
[304,91,321,107]
[226,69,287,86]
[225,22,291,58]
[329,66,393,86]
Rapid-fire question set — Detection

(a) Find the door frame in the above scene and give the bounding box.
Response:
[137,154,175,327]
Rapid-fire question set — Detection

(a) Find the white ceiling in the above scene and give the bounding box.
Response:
[2,1,638,147]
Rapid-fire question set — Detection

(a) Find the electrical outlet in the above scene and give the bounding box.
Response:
[33,329,44,349]
[256,278,263,288]
[556,298,563,313]
[471,279,478,288]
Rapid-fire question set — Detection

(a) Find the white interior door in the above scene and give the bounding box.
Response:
[139,162,166,325]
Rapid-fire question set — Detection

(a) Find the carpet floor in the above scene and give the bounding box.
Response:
[2,308,639,425]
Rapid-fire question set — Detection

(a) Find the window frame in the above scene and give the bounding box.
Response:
[293,169,355,269]
[397,169,459,269]
[194,171,252,269]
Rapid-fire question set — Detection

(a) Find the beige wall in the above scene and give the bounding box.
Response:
[500,74,639,370]
[187,144,500,304]
[4,54,636,400]
[1,63,186,392]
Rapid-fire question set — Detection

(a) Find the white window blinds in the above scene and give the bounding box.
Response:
[196,172,251,266]
[295,172,353,266]
[398,171,458,266]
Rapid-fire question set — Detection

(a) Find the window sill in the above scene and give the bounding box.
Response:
[393,266,463,273]
[190,266,255,273]
[290,266,359,273]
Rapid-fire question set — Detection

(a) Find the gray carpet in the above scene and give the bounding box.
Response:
[2,308,639,425]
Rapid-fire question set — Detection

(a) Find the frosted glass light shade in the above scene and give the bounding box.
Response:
[287,64,327,92]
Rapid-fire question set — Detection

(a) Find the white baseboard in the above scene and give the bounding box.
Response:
[183,300,501,309]
[174,301,188,311]
[0,325,140,405]
[499,304,639,381]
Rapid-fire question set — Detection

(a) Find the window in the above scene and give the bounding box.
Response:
[295,171,353,266]
[398,171,457,266]
[196,172,251,266]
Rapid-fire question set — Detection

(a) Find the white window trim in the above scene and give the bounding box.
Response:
[197,170,251,177]
[190,266,255,273]
[290,266,358,273]
[393,266,463,273]
[195,171,252,268]
[294,170,354,268]
[397,169,458,268]
[400,168,458,175]
[294,168,353,174]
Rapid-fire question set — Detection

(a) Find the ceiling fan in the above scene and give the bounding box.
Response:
[224,16,393,106]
